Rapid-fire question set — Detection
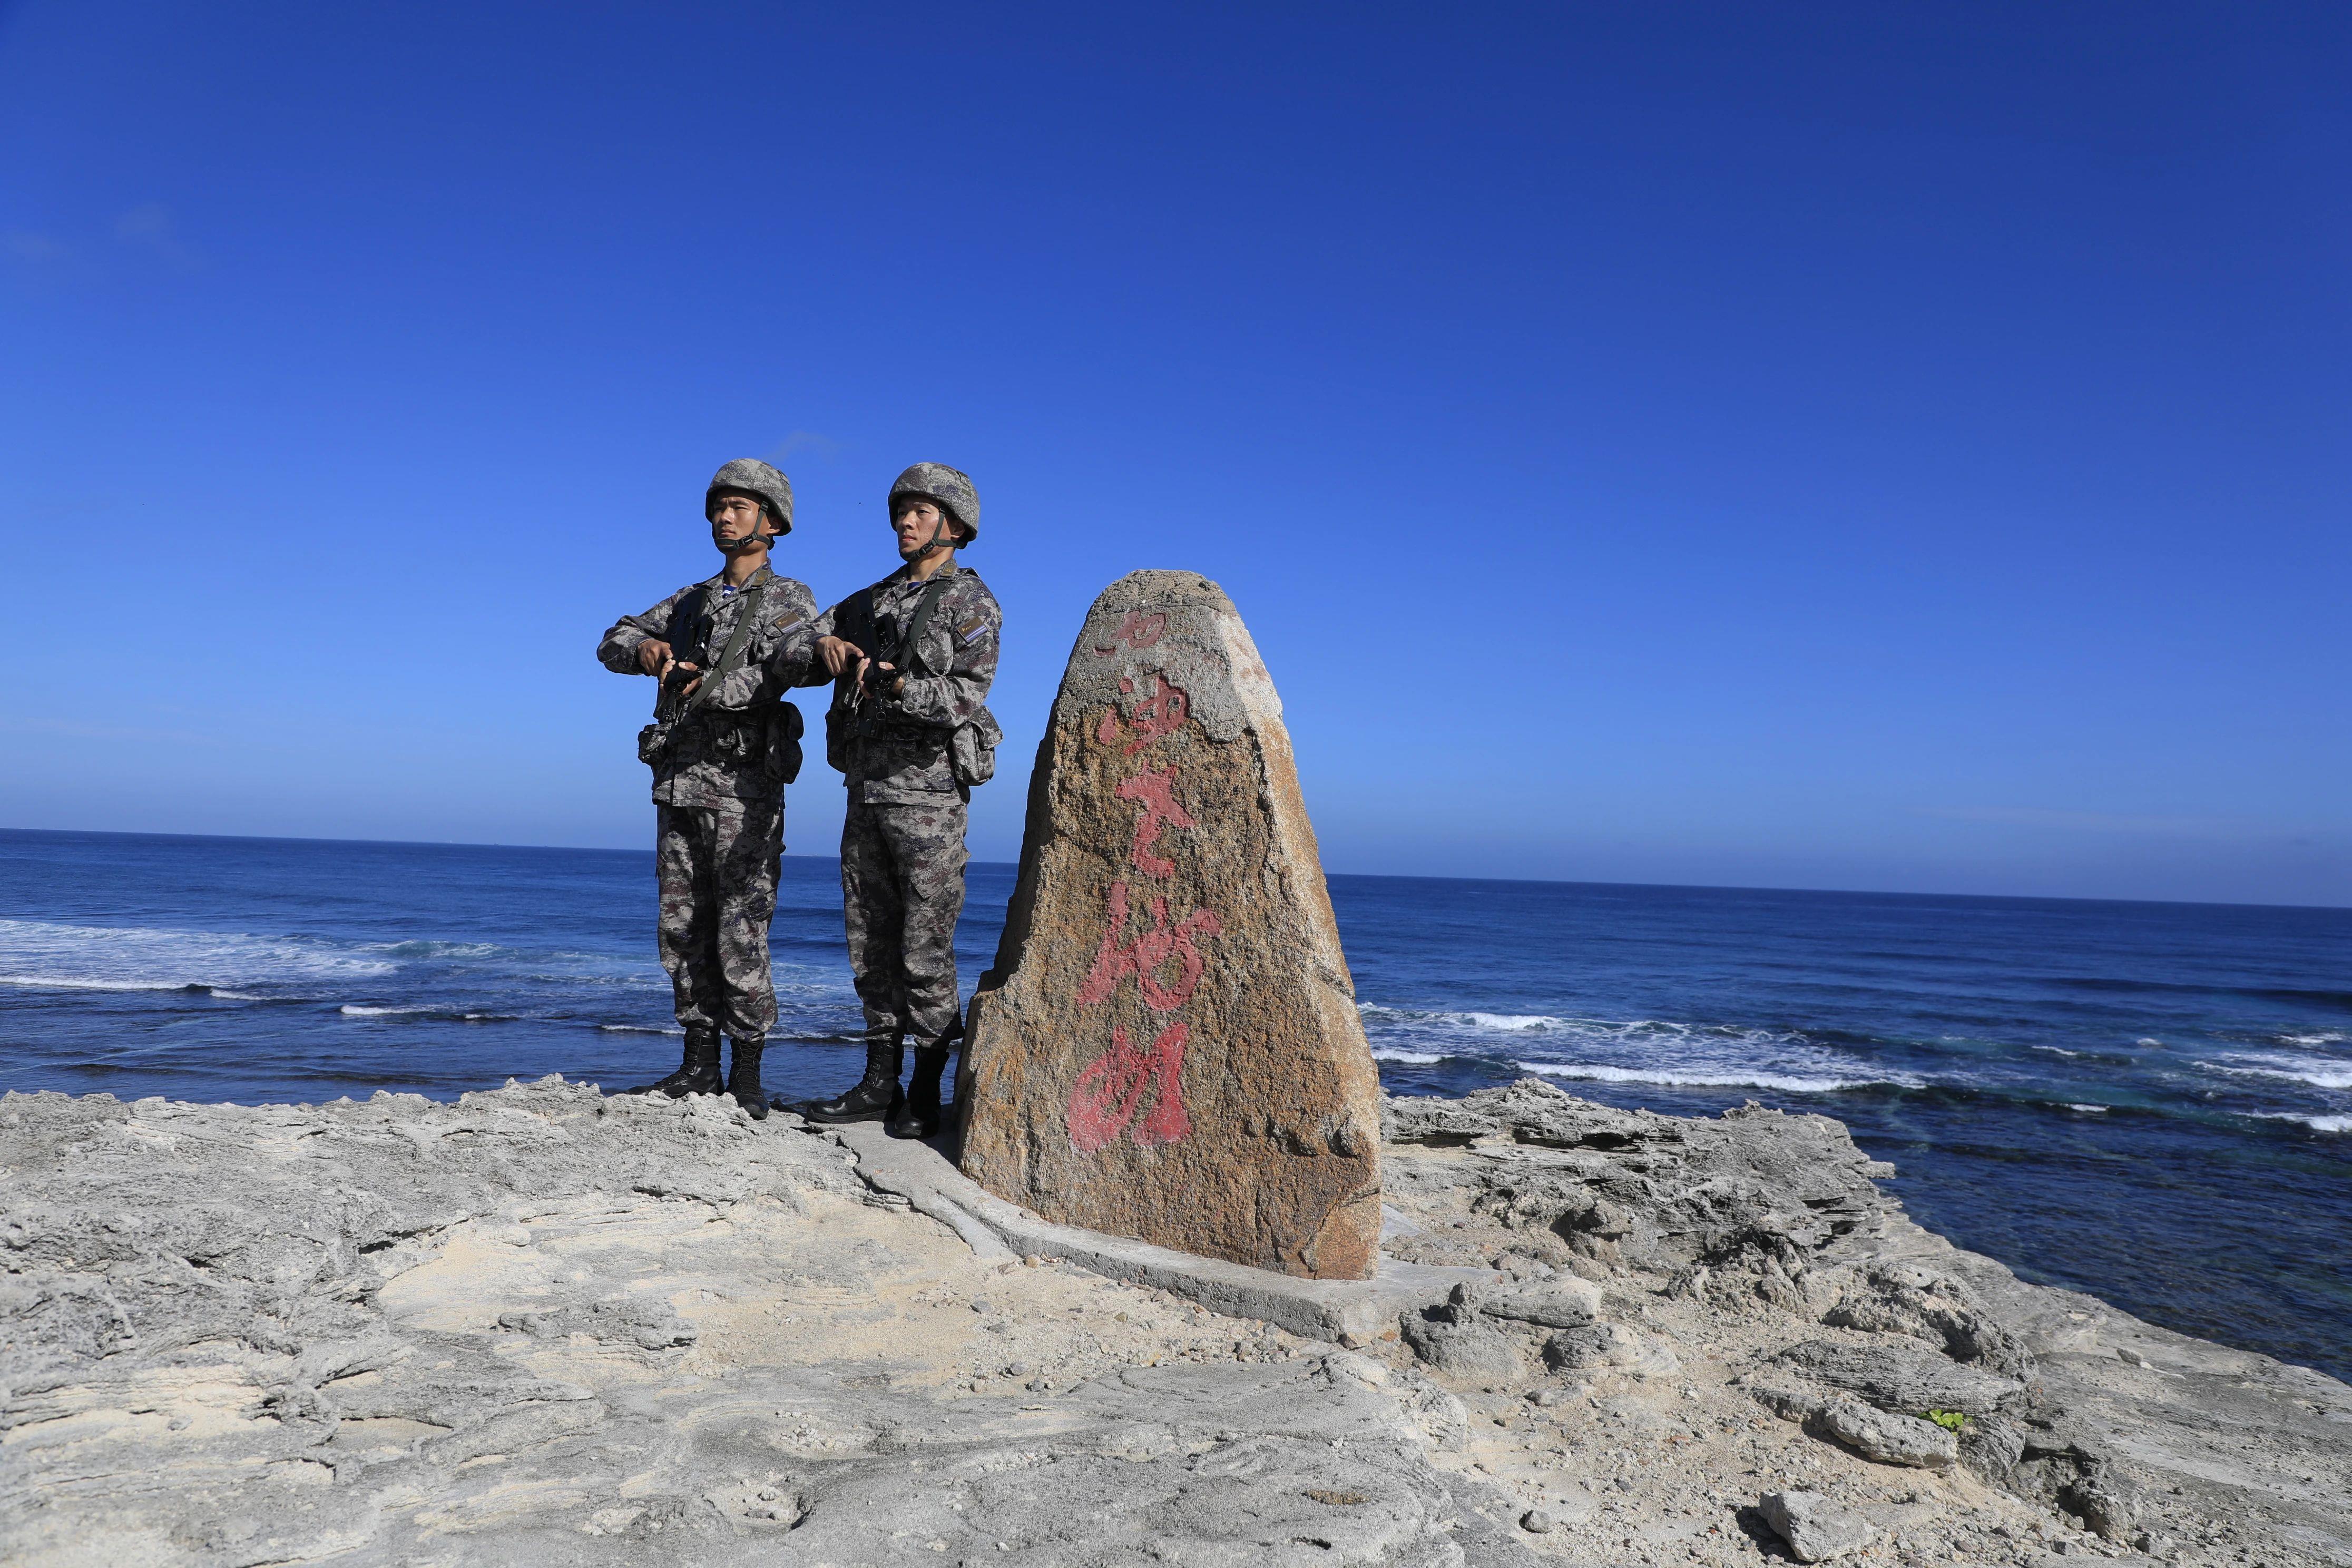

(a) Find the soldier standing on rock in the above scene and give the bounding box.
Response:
[798,463,1002,1140]
[596,459,821,1121]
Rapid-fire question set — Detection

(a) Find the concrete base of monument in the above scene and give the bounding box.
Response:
[820,1120,1486,1347]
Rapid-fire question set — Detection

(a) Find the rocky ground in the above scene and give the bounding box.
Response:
[2,1077,2345,1567]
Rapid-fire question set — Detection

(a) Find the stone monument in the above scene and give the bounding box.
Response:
[957,571,1382,1280]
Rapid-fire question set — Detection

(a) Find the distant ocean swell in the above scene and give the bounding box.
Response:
[1354,999,2351,1135]
[4,910,2347,1139]
[0,915,859,1045]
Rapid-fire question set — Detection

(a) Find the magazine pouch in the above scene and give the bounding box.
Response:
[951,704,1002,787]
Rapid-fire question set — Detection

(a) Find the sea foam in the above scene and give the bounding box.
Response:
[0,917,395,994]
[2201,1053,2352,1091]
[1514,1061,1882,1094]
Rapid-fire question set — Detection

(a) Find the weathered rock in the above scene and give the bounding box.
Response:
[1403,1282,1528,1380]
[1396,1080,1896,1286]
[1541,1321,1678,1376]
[1814,1397,1960,1468]
[1402,1314,1526,1381]
[1759,1490,1879,1562]
[0,1084,1538,1568]
[1822,1260,2033,1374]
[1479,1277,1602,1328]
[1776,1337,2025,1417]
[959,571,1381,1278]
[8,1080,2352,1567]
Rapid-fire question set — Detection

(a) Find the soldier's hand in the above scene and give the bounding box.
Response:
[817,635,863,678]
[671,661,702,699]
[637,639,675,678]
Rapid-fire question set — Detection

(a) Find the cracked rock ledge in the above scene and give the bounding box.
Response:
[3,1076,2345,1567]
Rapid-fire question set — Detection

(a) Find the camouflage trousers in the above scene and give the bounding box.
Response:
[655,799,782,1040]
[840,796,969,1053]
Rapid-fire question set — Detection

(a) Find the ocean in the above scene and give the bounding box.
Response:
[2,827,2346,1383]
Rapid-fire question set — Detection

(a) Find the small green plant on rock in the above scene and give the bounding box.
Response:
[1923,1408,1967,1432]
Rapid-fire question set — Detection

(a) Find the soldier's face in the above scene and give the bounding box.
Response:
[892,500,958,557]
[709,493,768,552]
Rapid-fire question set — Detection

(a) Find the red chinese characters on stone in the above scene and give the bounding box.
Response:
[1092,610,1167,656]
[1073,880,1221,1012]
[1095,674,1189,755]
[1066,1021,1191,1152]
[1069,663,1218,1155]
[1115,765,1195,877]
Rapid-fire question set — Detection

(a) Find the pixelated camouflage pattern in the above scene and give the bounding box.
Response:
[600,566,822,807]
[807,563,1001,806]
[655,799,782,1039]
[705,458,793,533]
[888,461,981,542]
[840,796,970,1052]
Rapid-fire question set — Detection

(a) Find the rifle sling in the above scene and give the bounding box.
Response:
[681,575,770,719]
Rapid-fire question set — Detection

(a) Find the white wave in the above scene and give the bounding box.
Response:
[2201,1054,2352,1091]
[2255,1112,2351,1134]
[1361,1000,1899,1097]
[1,975,199,992]
[370,939,502,959]
[2136,1037,2164,1048]
[2033,1046,2082,1058]
[1515,1061,1883,1094]
[1360,1004,1564,1032]
[0,976,272,1002]
[597,1023,685,1036]
[337,1005,511,1021]
[0,917,395,994]
[2277,1032,2348,1047]
[2067,1104,2109,1114]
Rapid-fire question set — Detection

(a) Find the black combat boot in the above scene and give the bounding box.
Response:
[885,1046,950,1140]
[624,1031,722,1097]
[803,1038,903,1124]
[726,1037,769,1121]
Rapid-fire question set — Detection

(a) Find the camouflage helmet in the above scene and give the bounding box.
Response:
[705,458,793,535]
[888,462,979,544]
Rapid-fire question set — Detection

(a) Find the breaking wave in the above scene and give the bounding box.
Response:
[1360,1005,1565,1032]
[0,918,396,994]
[1359,1003,1909,1098]
[338,1005,514,1021]
[2256,1112,2351,1134]
[2199,1053,2352,1091]
[1515,1061,1887,1094]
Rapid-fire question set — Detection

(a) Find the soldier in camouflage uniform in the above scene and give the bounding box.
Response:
[597,459,821,1121]
[801,463,1002,1140]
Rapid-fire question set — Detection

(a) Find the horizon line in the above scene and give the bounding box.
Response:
[4,824,2344,917]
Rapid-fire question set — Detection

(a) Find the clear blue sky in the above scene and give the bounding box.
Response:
[3,3,2345,905]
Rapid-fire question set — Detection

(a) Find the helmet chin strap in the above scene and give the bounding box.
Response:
[716,513,773,558]
[900,511,957,566]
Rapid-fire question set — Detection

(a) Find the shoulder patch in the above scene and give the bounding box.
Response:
[771,616,806,634]
[957,618,990,645]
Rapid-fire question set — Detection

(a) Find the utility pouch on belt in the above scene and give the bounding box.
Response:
[950,705,1003,787]
[769,701,805,785]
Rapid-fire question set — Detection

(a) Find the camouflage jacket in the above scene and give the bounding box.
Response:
[807,562,1001,805]
[598,565,821,807]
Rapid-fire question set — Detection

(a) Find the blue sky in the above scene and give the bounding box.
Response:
[2,3,2345,905]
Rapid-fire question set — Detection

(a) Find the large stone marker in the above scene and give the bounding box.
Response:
[958,571,1381,1280]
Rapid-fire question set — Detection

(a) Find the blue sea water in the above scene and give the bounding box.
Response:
[1,827,2346,1383]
